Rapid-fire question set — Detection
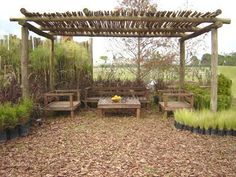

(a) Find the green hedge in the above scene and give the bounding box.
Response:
[185,74,232,111]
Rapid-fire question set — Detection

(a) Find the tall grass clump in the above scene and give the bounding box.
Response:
[174,109,236,132]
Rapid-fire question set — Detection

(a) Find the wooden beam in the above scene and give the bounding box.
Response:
[180,22,223,41]
[88,38,93,81]
[49,39,55,91]
[21,26,30,98]
[18,21,54,40]
[41,26,200,33]
[10,16,231,24]
[50,32,184,38]
[179,40,185,89]
[210,28,218,112]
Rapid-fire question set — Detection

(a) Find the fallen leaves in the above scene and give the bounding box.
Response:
[0,110,235,176]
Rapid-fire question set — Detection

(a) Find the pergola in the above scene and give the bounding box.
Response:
[10,8,230,112]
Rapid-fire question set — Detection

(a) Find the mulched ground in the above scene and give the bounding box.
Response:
[0,109,236,177]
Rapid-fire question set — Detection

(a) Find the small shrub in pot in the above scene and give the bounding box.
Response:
[17,99,33,137]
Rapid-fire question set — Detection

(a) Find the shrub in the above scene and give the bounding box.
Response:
[0,105,6,130]
[17,99,33,124]
[0,99,33,129]
[185,74,232,111]
[218,74,232,96]
[2,103,18,128]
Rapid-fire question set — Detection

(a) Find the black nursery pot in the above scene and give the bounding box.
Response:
[205,128,211,135]
[153,96,159,105]
[192,127,199,134]
[186,125,192,132]
[0,129,7,143]
[211,128,218,135]
[18,123,30,137]
[226,129,233,136]
[174,121,183,130]
[7,126,19,140]
[232,130,236,136]
[218,129,225,136]
[199,128,205,134]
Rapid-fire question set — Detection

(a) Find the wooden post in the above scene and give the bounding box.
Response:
[49,39,55,90]
[137,37,141,80]
[21,26,30,98]
[136,108,140,118]
[210,28,218,112]
[179,40,185,89]
[88,38,93,80]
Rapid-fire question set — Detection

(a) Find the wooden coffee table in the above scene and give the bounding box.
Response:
[98,97,141,118]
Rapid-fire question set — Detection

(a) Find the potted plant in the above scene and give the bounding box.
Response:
[223,110,235,136]
[204,119,211,135]
[217,116,225,136]
[17,99,33,137]
[0,105,7,143]
[197,115,205,134]
[191,114,199,134]
[4,103,18,139]
[174,110,185,130]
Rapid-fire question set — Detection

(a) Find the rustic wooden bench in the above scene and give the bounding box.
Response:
[158,89,194,118]
[83,86,150,108]
[44,90,81,118]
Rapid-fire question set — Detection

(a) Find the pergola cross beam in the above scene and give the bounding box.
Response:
[10,8,231,112]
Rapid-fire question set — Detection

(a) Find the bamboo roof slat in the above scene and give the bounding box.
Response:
[10,8,230,38]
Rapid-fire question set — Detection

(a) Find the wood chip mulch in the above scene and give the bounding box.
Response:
[0,109,235,177]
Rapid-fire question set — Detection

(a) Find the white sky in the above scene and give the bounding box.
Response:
[0,0,235,63]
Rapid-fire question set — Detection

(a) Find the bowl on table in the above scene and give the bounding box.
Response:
[111,95,122,103]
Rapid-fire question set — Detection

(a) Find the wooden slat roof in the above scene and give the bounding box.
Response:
[10,8,230,39]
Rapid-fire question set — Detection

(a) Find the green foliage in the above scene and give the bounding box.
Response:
[174,109,236,130]
[0,99,33,129]
[218,74,232,96]
[30,45,50,72]
[201,53,211,66]
[218,66,236,97]
[185,74,232,111]
[0,36,21,73]
[200,52,236,66]
[55,41,92,89]
[0,104,6,130]
[17,99,34,123]
[1,103,18,128]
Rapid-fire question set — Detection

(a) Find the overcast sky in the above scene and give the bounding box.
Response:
[0,0,235,63]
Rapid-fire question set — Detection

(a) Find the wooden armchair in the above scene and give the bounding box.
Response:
[44,90,81,118]
[158,89,194,118]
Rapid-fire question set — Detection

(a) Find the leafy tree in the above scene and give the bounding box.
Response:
[201,53,211,66]
[189,56,200,66]
[200,52,236,66]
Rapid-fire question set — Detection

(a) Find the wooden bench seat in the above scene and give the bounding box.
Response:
[158,89,194,118]
[44,90,81,118]
[83,86,150,108]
